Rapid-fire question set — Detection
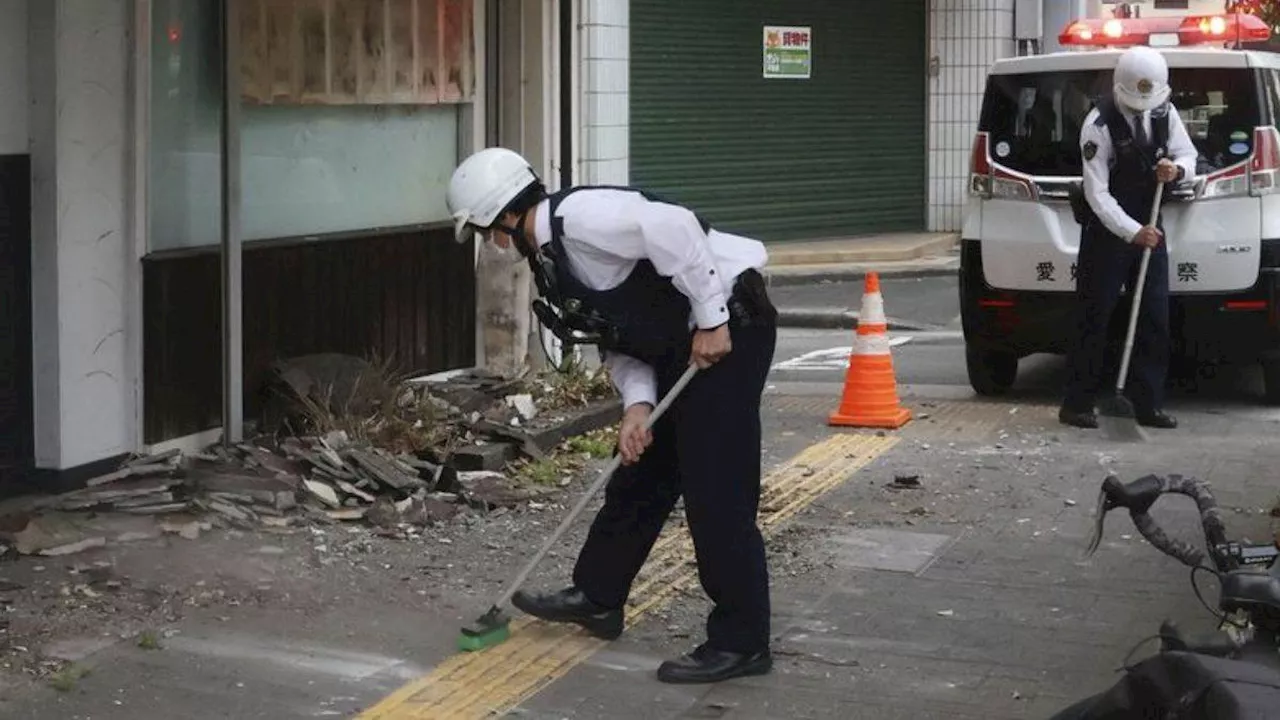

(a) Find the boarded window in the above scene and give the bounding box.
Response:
[239,0,475,105]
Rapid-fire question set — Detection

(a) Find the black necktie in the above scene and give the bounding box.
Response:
[1132,113,1148,147]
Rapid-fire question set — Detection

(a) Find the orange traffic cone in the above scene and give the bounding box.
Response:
[828,272,912,429]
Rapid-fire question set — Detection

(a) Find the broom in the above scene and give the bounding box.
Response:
[456,363,700,652]
[1097,180,1164,443]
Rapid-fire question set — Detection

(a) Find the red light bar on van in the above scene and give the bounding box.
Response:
[1059,13,1271,48]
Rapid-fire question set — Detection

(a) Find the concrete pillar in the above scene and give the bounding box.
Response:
[28,0,137,470]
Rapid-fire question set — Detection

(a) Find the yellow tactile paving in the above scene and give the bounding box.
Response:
[766,396,1059,442]
[357,432,898,720]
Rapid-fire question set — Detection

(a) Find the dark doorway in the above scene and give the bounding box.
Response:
[0,154,33,488]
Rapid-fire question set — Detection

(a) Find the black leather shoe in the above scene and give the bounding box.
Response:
[1137,411,1177,429]
[511,587,623,640]
[656,644,773,684]
[1058,407,1098,429]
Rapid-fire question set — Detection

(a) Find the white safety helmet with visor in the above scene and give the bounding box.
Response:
[1112,45,1171,113]
[445,147,542,244]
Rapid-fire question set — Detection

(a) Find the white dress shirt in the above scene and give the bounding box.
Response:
[1080,103,1198,242]
[533,187,769,409]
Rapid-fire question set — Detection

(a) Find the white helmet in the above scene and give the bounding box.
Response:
[445,147,541,243]
[1113,46,1171,113]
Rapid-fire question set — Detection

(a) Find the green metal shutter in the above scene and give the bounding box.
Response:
[630,1,927,242]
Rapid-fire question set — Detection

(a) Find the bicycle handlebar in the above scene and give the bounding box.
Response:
[1086,473,1229,570]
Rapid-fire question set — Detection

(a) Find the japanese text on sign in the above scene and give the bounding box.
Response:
[1036,262,1056,282]
[763,25,812,79]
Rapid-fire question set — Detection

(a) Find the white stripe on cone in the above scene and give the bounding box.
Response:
[860,292,886,326]
[853,331,892,356]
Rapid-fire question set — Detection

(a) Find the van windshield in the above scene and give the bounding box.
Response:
[978,67,1262,177]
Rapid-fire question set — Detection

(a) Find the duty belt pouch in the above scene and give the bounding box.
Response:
[728,270,777,327]
[1068,181,1092,226]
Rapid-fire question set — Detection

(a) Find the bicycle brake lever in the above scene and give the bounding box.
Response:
[1083,480,1112,559]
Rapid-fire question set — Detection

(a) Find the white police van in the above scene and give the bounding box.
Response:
[960,12,1280,402]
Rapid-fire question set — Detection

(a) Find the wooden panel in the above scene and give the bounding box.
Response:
[142,227,476,444]
[239,0,475,106]
[0,155,33,486]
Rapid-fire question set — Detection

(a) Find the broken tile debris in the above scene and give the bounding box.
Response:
[0,364,620,557]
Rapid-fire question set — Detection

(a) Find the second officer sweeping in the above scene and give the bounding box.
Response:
[445,148,779,684]
[1061,45,1197,431]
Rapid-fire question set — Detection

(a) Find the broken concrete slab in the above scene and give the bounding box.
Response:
[527,398,623,453]
[4,513,96,555]
[344,449,425,492]
[40,537,108,557]
[505,393,538,421]
[326,508,366,522]
[457,471,538,510]
[302,481,341,509]
[451,442,516,472]
[85,461,176,489]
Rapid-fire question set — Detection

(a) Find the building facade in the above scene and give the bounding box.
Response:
[614,0,952,238]
[0,0,568,490]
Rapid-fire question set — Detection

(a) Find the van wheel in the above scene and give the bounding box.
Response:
[966,344,1018,396]
[1263,359,1280,406]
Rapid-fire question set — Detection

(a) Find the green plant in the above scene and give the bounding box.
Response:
[534,358,615,410]
[49,664,90,692]
[518,458,566,486]
[137,629,162,650]
[566,428,617,459]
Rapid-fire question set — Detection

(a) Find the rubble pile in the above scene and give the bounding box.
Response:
[188,430,538,530]
[0,360,620,555]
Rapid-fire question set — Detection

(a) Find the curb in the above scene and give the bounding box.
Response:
[776,308,943,332]
[764,264,959,288]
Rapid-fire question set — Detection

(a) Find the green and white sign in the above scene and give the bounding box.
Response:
[763,25,811,79]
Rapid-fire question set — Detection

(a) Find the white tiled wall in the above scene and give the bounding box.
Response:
[580,0,629,184]
[928,0,1018,232]
[29,0,136,468]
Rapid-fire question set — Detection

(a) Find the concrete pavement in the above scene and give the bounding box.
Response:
[496,337,1280,719]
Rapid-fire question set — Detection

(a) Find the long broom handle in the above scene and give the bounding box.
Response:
[491,363,700,611]
[1115,181,1165,394]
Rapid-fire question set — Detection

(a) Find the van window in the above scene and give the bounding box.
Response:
[978,67,1262,177]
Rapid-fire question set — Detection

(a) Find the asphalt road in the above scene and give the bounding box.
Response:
[767,273,1272,409]
[769,326,1273,412]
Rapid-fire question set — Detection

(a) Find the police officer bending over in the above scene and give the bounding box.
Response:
[1061,46,1197,431]
[446,148,779,684]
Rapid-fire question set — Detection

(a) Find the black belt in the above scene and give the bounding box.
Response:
[727,269,777,328]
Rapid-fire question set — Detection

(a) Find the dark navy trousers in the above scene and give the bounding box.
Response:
[1063,222,1171,414]
[571,321,777,655]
